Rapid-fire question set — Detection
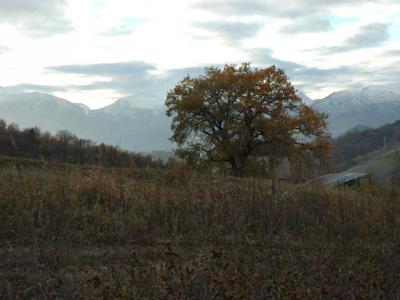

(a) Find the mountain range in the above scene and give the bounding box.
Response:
[1,86,400,152]
[0,91,171,152]
[311,87,400,137]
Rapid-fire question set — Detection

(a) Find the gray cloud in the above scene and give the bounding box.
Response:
[193,20,263,43]
[100,25,135,36]
[192,0,321,18]
[0,0,72,37]
[384,49,400,56]
[342,23,389,48]
[250,48,372,93]
[48,61,155,78]
[320,23,390,54]
[46,52,400,102]
[194,1,282,17]
[47,61,206,96]
[48,61,156,94]
[192,0,391,39]
[280,17,333,34]
[193,0,394,18]
[12,84,67,93]
[0,84,66,95]
[255,51,400,98]
[47,56,358,100]
[47,55,362,97]
[0,45,11,54]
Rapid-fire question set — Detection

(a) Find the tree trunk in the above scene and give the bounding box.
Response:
[229,156,246,177]
[269,157,276,178]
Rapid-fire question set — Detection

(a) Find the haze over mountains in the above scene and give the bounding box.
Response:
[1,86,400,152]
[0,90,170,152]
[312,87,400,137]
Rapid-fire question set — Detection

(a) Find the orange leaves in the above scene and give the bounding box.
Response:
[165,63,331,176]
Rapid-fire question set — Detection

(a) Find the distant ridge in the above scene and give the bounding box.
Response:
[1,86,400,151]
[312,87,400,137]
[0,92,172,152]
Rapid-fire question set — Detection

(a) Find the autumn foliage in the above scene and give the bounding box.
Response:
[166,63,331,176]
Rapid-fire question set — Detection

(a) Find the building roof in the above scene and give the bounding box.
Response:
[316,172,369,187]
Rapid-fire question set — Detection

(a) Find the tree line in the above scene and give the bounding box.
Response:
[0,119,163,169]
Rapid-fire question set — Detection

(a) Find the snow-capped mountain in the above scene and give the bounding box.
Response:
[75,103,91,114]
[0,92,91,135]
[91,95,171,151]
[98,95,164,118]
[0,86,22,97]
[312,87,400,137]
[2,86,400,151]
[298,91,313,106]
[115,93,164,110]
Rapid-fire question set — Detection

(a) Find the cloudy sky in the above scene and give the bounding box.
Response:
[1,0,400,108]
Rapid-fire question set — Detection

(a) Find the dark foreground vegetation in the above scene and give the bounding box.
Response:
[1,158,400,299]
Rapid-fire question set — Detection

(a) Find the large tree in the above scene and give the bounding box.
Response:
[165,63,331,176]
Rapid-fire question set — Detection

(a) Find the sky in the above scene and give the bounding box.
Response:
[0,0,400,109]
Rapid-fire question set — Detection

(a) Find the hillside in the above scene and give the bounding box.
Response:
[344,143,400,183]
[332,119,400,169]
[328,119,400,183]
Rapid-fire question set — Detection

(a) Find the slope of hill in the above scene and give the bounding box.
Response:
[332,120,400,169]
[345,144,399,183]
[312,87,400,137]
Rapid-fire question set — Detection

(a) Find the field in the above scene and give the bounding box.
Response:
[1,158,400,298]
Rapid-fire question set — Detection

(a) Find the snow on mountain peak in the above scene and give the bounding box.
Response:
[314,87,400,107]
[0,92,93,116]
[312,86,400,137]
[117,94,163,110]
[360,86,399,102]
[75,103,91,114]
[298,91,313,105]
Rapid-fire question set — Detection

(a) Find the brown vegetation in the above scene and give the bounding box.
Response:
[1,161,400,298]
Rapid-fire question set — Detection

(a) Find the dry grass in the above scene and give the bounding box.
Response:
[1,164,400,298]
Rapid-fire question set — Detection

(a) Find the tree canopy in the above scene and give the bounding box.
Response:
[166,63,331,176]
